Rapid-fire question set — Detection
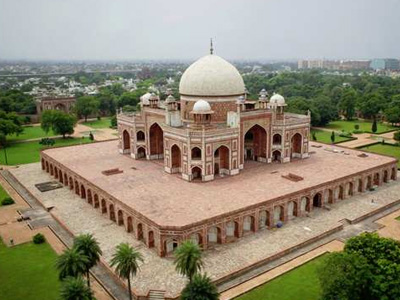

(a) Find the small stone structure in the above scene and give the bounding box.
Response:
[36,96,76,115]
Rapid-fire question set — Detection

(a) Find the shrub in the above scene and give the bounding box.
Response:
[312,132,317,141]
[33,233,46,244]
[354,124,360,130]
[1,197,15,206]
[353,129,363,134]
[394,131,400,141]
[110,115,117,128]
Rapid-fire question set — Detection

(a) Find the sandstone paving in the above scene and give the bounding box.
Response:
[10,163,400,297]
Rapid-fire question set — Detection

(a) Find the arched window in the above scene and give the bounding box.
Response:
[136,131,145,141]
[191,147,201,160]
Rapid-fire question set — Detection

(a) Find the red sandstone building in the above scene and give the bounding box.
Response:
[40,50,398,257]
[36,96,76,115]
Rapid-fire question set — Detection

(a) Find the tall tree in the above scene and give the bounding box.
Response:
[174,240,203,282]
[73,234,102,287]
[371,119,377,133]
[180,274,219,300]
[41,110,77,138]
[60,277,93,300]
[56,248,89,280]
[338,88,357,120]
[0,111,23,164]
[110,243,143,300]
[75,96,99,122]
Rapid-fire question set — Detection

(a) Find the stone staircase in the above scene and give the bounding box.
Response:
[148,290,165,300]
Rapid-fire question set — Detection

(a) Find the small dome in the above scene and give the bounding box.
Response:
[165,95,176,103]
[270,93,285,105]
[140,92,152,105]
[179,54,245,97]
[193,100,212,112]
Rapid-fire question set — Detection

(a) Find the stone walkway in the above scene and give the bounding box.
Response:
[8,163,400,298]
[73,123,117,141]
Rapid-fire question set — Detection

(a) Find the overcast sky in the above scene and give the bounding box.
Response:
[0,0,399,61]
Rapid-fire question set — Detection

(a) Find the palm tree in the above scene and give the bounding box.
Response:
[56,247,89,280]
[60,277,93,300]
[174,240,203,282]
[73,233,102,287]
[110,243,143,300]
[180,273,219,300]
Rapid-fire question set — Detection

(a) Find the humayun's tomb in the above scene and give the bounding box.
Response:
[40,48,398,258]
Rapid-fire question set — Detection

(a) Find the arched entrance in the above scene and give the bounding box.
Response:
[94,196,99,208]
[190,233,203,246]
[137,223,144,240]
[259,210,270,228]
[117,210,124,226]
[171,145,181,173]
[273,206,284,225]
[291,133,302,158]
[272,150,281,163]
[64,174,68,186]
[328,189,334,203]
[127,217,133,233]
[338,186,344,200]
[313,193,322,208]
[214,146,229,175]
[391,168,397,180]
[348,182,354,196]
[358,179,363,192]
[122,130,130,152]
[244,125,267,161]
[383,170,389,183]
[288,201,298,218]
[87,189,92,205]
[109,204,116,222]
[59,170,63,183]
[191,167,202,181]
[367,176,372,189]
[137,147,146,159]
[164,239,178,255]
[243,216,255,233]
[207,227,222,244]
[273,134,282,145]
[148,231,155,248]
[374,173,380,186]
[74,181,79,195]
[101,199,107,214]
[80,185,86,199]
[149,123,163,159]
[69,177,73,190]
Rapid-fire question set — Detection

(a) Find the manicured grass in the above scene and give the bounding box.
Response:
[0,137,93,165]
[0,239,60,300]
[82,117,112,129]
[359,143,400,168]
[0,184,9,202]
[325,120,396,134]
[8,126,55,142]
[311,129,353,144]
[235,254,328,300]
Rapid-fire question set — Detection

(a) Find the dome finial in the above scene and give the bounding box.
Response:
[210,38,214,55]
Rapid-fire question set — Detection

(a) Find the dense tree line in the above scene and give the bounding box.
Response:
[0,89,36,114]
[244,71,400,126]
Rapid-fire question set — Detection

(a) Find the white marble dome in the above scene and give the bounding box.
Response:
[193,100,212,112]
[270,93,286,105]
[179,54,245,97]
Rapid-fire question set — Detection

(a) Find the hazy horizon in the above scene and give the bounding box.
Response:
[1,0,399,61]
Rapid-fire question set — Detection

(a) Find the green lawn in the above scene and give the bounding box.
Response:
[359,143,400,168]
[311,129,353,144]
[325,120,396,134]
[0,137,93,165]
[8,126,55,142]
[0,239,60,300]
[0,184,9,202]
[82,117,112,129]
[235,254,327,300]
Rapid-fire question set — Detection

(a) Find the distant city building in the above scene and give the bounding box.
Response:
[298,59,371,70]
[370,59,400,71]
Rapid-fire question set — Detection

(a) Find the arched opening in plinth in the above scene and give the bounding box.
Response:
[288,201,298,218]
[384,170,389,183]
[243,216,255,233]
[127,217,133,233]
[313,193,322,207]
[149,123,163,159]
[191,167,202,181]
[69,177,73,190]
[164,239,178,255]
[117,210,124,226]
[338,185,344,200]
[64,174,68,186]
[391,167,397,180]
[94,195,99,208]
[374,173,380,186]
[272,150,281,163]
[136,130,145,142]
[291,133,302,159]
[214,145,230,175]
[137,223,144,240]
[54,167,58,179]
[109,204,116,222]
[87,189,92,205]
[328,189,334,203]
[273,206,284,225]
[148,231,155,248]
[101,199,107,214]
[59,170,63,184]
[41,159,45,170]
[348,182,354,196]
[54,103,67,112]
[358,179,363,192]
[190,233,203,247]
[137,147,146,159]
[273,134,282,145]
[244,124,267,161]
[75,181,80,195]
[122,130,130,151]
[259,210,270,229]
[171,144,181,172]
[367,176,372,189]
[301,197,311,213]
[50,164,54,176]
[207,227,221,244]
[80,185,86,199]
[45,161,49,172]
